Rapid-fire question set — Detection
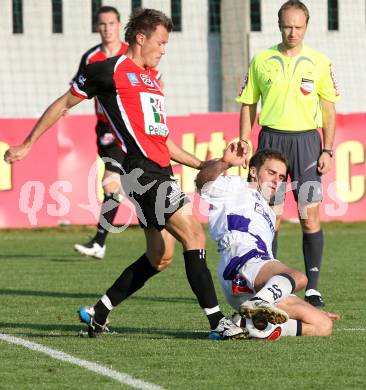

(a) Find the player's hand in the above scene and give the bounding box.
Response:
[3,144,31,164]
[222,141,249,167]
[317,152,332,175]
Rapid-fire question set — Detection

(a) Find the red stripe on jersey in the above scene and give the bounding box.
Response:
[85,46,103,65]
[70,85,87,100]
[113,56,170,167]
[86,43,129,65]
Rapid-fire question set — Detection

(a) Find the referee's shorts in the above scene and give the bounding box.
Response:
[121,157,189,230]
[258,127,323,205]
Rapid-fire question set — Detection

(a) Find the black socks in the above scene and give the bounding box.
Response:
[303,230,323,291]
[94,192,121,247]
[94,254,158,324]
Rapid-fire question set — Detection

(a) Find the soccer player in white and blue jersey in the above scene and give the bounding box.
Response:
[197,143,340,339]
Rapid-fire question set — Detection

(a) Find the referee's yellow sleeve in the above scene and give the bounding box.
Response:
[317,58,341,103]
[236,59,260,105]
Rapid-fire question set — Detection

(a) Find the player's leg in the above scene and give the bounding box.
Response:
[145,227,175,271]
[276,295,333,336]
[237,295,335,339]
[239,260,307,324]
[165,206,245,339]
[294,130,325,306]
[298,202,325,306]
[79,227,175,337]
[216,258,296,340]
[74,169,122,259]
[97,227,175,310]
[94,169,123,243]
[254,260,307,293]
[74,144,124,259]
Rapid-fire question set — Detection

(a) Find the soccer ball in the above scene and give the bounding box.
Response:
[231,313,282,341]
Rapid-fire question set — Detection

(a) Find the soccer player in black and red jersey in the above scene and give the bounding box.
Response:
[5,8,247,340]
[72,6,159,260]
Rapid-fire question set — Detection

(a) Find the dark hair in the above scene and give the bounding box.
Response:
[124,8,173,46]
[278,0,310,27]
[247,149,288,182]
[96,6,121,23]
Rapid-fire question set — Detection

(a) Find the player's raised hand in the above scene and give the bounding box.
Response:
[196,141,250,190]
[4,144,31,164]
[222,141,248,167]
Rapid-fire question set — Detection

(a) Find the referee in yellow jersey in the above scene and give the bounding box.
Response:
[237,0,340,307]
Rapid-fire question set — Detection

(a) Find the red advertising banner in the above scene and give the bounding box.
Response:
[0,112,365,228]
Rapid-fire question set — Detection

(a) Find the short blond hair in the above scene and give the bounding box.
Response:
[278,0,310,27]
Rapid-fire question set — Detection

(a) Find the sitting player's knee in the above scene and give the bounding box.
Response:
[296,273,308,290]
[289,270,307,291]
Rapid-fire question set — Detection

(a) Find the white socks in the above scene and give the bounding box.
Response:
[280,319,299,336]
[203,305,221,315]
[253,274,295,304]
[101,294,114,311]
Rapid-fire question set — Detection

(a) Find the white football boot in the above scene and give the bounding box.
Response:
[239,298,289,324]
[231,313,282,341]
[74,240,106,259]
[208,316,249,340]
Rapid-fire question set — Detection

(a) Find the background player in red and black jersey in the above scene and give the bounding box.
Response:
[5,9,246,340]
[71,6,129,260]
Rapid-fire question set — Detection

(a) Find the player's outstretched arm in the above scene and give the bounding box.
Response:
[196,141,248,190]
[166,137,203,169]
[4,91,82,164]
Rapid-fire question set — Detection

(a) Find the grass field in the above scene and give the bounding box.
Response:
[0,222,365,389]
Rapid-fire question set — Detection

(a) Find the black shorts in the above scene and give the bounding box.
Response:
[96,122,125,173]
[258,127,322,204]
[121,157,189,230]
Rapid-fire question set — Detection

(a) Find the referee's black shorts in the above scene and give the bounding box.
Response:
[258,127,323,205]
[121,157,189,231]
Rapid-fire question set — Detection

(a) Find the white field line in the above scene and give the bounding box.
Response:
[0,333,164,390]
